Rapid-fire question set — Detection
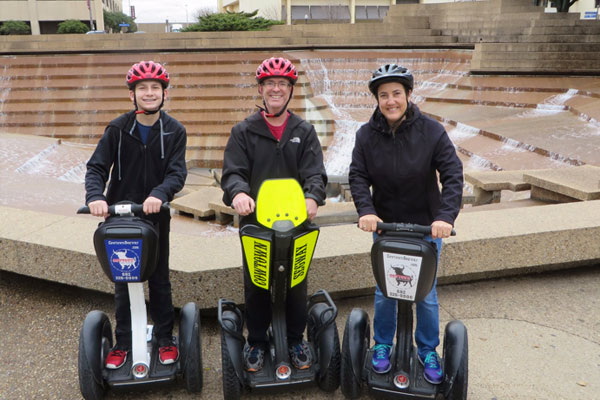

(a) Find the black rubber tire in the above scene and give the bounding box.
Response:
[221,329,242,400]
[316,321,341,392]
[181,304,203,393]
[78,312,112,400]
[446,331,468,400]
[340,316,366,399]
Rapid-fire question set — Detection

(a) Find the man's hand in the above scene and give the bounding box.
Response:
[358,214,382,233]
[143,196,163,215]
[431,220,453,239]
[232,192,255,216]
[88,199,109,218]
[305,198,318,221]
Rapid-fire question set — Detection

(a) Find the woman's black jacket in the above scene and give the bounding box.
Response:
[349,104,463,226]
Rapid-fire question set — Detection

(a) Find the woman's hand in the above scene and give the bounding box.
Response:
[358,214,382,233]
[431,220,453,239]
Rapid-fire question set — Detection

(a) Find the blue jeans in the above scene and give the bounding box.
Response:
[373,234,442,361]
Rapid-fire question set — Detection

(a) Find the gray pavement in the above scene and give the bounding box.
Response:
[1,265,598,400]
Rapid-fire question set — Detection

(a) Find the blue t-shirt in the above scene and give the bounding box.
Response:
[137,122,152,145]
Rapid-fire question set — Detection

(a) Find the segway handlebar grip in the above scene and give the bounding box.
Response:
[77,206,90,214]
[376,222,456,236]
[77,203,169,216]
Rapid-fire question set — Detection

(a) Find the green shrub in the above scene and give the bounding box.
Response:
[57,20,90,34]
[182,10,283,32]
[0,20,31,35]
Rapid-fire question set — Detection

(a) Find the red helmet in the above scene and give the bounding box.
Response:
[126,61,170,89]
[256,57,298,85]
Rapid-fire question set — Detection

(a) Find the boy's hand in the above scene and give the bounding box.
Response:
[88,200,109,218]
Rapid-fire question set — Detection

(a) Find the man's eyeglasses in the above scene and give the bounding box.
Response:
[262,81,292,89]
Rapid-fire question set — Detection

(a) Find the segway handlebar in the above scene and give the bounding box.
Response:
[77,203,169,216]
[376,222,456,236]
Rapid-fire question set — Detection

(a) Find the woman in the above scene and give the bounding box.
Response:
[348,64,463,384]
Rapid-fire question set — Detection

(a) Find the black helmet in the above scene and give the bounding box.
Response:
[368,64,414,96]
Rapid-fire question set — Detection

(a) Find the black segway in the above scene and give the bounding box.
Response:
[77,202,203,399]
[341,223,468,400]
[218,178,341,399]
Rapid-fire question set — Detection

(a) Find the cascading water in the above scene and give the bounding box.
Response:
[300,55,467,177]
[15,144,60,175]
[0,64,11,115]
[301,58,365,177]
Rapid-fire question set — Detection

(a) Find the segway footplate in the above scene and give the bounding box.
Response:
[365,349,440,400]
[104,337,178,390]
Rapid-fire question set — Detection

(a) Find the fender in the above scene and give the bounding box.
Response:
[178,302,199,370]
[218,302,245,381]
[308,302,336,370]
[442,320,468,395]
[81,310,112,387]
[345,308,370,380]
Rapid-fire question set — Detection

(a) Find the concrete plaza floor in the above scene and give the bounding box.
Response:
[0,264,598,400]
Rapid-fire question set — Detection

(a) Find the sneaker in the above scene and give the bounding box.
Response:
[288,340,313,370]
[371,343,392,374]
[419,351,443,384]
[243,343,265,372]
[158,337,179,365]
[105,345,128,369]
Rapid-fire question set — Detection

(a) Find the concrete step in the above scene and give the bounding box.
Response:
[477,42,600,52]
[387,1,496,17]
[0,52,281,68]
[460,35,600,44]
[0,86,316,101]
[0,109,334,128]
[473,51,600,61]
[273,21,433,32]
[0,98,327,113]
[527,25,600,35]
[186,134,333,151]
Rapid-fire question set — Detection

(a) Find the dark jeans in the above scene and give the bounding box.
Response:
[243,260,308,348]
[114,211,174,348]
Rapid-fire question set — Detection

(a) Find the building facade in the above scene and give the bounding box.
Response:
[217,0,398,24]
[216,0,600,23]
[0,0,122,35]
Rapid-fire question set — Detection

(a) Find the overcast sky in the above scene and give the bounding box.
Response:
[122,0,218,24]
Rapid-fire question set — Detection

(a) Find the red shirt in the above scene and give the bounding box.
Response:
[262,111,290,141]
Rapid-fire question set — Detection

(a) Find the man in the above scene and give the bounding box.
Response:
[85,61,187,369]
[221,57,327,372]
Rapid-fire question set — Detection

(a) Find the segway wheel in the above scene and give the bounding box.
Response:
[446,339,468,400]
[78,310,112,400]
[340,309,370,399]
[179,302,203,393]
[221,329,243,400]
[443,321,469,400]
[318,323,341,392]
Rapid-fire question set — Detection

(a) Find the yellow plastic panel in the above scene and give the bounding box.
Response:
[290,230,319,288]
[241,235,271,290]
[256,178,307,229]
